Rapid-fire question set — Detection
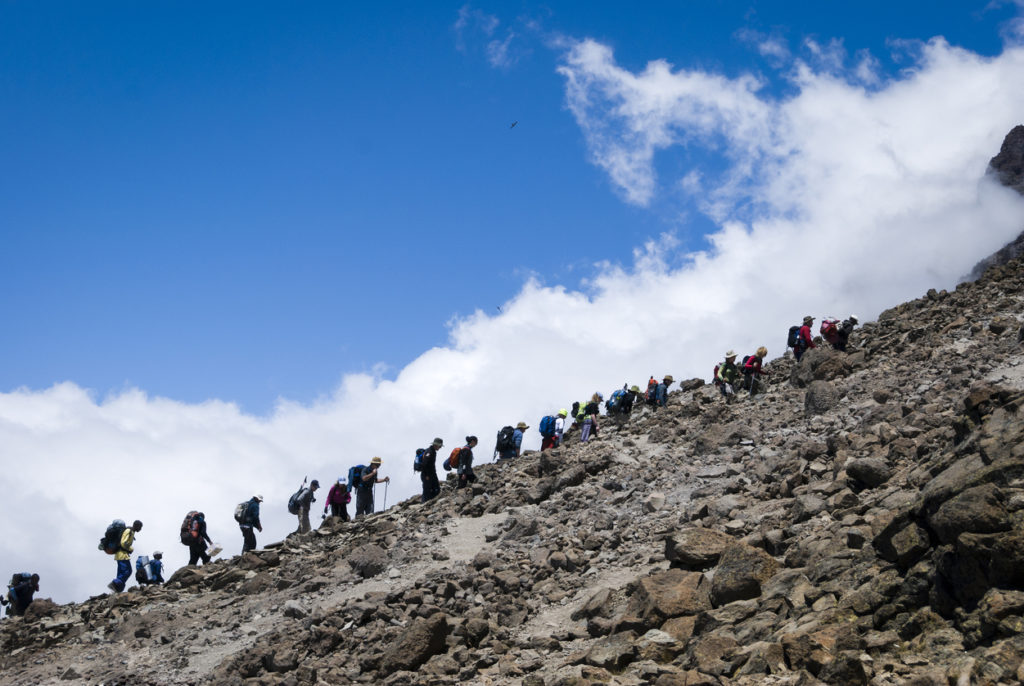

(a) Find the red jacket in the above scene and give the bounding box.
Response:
[325,483,350,510]
[798,325,816,349]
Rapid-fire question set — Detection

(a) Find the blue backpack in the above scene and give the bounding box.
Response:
[538,415,557,438]
[348,465,366,492]
[413,448,425,473]
[607,389,625,412]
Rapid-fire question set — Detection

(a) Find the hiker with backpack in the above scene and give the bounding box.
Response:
[820,318,841,347]
[793,315,816,361]
[644,376,658,406]
[236,494,263,553]
[324,477,351,520]
[107,520,143,593]
[836,315,858,352]
[181,511,213,565]
[539,411,566,451]
[135,552,164,585]
[456,436,479,489]
[716,351,740,403]
[495,423,526,460]
[581,393,602,442]
[3,573,39,616]
[292,480,319,533]
[656,375,674,407]
[418,438,444,503]
[354,458,389,517]
[742,347,770,396]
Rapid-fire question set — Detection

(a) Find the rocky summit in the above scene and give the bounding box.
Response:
[2,258,1024,686]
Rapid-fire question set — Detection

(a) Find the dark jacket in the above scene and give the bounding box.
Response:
[241,499,261,528]
[420,446,439,472]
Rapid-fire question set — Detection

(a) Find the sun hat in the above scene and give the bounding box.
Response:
[630,385,640,392]
[803,315,814,324]
[663,374,674,383]
[371,456,382,465]
[516,422,529,430]
[725,350,737,358]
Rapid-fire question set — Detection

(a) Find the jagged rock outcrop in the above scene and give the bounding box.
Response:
[1,255,1023,685]
[967,125,1024,280]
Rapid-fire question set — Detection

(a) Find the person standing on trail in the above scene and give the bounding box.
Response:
[109,520,142,593]
[742,347,770,396]
[182,511,213,565]
[295,480,319,533]
[356,458,389,517]
[240,495,263,554]
[656,375,674,407]
[580,393,602,442]
[324,478,351,521]
[836,315,858,352]
[457,436,479,489]
[3,574,40,616]
[795,316,816,362]
[420,438,443,503]
[542,410,567,450]
[716,351,740,403]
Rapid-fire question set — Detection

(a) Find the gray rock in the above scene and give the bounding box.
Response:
[348,543,388,578]
[805,380,840,416]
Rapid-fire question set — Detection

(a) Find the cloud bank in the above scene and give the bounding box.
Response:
[4,36,1024,603]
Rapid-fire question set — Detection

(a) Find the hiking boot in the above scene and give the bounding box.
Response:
[107,582,119,593]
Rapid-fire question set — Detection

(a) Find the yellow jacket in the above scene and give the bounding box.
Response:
[115,528,135,561]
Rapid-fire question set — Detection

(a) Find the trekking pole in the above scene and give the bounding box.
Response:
[383,481,388,510]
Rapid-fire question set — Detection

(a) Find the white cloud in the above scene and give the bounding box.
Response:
[487,32,518,68]
[5,35,1024,605]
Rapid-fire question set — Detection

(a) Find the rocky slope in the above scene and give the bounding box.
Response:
[2,257,1024,686]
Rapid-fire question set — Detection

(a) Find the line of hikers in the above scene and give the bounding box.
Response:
[76,313,862,599]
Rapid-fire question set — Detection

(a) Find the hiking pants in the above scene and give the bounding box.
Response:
[329,502,350,520]
[355,488,374,517]
[421,469,440,503]
[240,526,257,554]
[541,436,557,451]
[457,466,476,489]
[188,541,211,565]
[297,506,311,534]
[581,418,595,442]
[112,560,131,592]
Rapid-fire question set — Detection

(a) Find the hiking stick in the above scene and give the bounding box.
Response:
[383,481,388,510]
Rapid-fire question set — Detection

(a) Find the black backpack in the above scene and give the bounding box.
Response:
[287,487,307,515]
[495,426,515,452]
[98,520,127,555]
[787,325,801,349]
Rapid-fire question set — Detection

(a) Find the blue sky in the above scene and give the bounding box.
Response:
[4,2,1024,603]
[2,1,1019,413]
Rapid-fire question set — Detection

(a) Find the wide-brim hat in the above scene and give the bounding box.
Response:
[370,456,383,465]
[630,385,640,392]
[515,422,529,430]
[725,350,737,358]
[803,315,814,324]
[663,375,674,383]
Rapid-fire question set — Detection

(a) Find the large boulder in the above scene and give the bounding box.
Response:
[664,528,734,570]
[844,457,893,489]
[348,544,388,579]
[805,381,840,417]
[627,569,711,626]
[378,612,449,673]
[710,542,781,606]
[927,483,1010,545]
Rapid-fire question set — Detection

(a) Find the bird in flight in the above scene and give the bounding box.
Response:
[510,121,518,129]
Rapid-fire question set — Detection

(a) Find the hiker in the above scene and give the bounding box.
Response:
[716,351,740,402]
[355,457,389,517]
[457,436,478,489]
[742,347,771,395]
[419,438,443,503]
[135,552,164,585]
[836,315,859,352]
[294,480,319,534]
[182,511,212,565]
[108,520,142,593]
[3,574,39,616]
[581,393,602,442]
[820,317,841,347]
[540,413,565,450]
[795,316,816,362]
[324,477,351,520]
[239,494,263,554]
[644,376,658,406]
[496,423,527,460]
[656,375,674,407]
